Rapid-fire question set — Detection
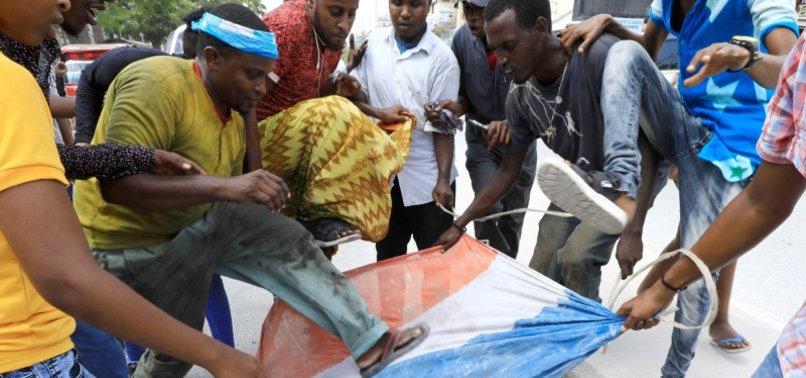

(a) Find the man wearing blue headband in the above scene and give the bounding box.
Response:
[73,3,427,377]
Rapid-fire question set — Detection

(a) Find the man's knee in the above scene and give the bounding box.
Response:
[607,40,651,67]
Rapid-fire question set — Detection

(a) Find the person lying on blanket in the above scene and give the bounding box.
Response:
[257,0,415,250]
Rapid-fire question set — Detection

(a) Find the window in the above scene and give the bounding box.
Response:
[572,0,652,20]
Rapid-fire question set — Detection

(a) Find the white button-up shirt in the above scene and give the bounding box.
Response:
[353,27,460,207]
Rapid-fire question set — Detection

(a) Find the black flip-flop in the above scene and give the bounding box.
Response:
[360,324,430,378]
[302,217,361,248]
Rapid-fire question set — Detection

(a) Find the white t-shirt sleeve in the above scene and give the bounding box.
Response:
[648,0,665,28]
[748,0,799,43]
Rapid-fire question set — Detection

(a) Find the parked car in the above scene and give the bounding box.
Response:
[61,43,129,96]
[163,24,186,56]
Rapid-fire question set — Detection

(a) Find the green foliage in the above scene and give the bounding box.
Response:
[97,0,266,48]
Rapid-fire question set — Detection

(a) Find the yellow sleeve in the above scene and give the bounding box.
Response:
[0,57,67,192]
[100,62,180,150]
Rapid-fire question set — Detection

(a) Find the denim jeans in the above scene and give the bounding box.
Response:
[0,350,94,378]
[601,40,746,377]
[465,125,537,258]
[529,203,619,301]
[94,202,388,377]
[752,346,784,378]
[70,322,127,378]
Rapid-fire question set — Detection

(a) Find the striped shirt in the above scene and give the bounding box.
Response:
[758,34,806,377]
[758,34,806,178]
[778,302,806,377]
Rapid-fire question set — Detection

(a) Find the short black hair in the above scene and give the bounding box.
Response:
[484,0,551,30]
[182,6,206,58]
[195,3,271,59]
[183,6,208,35]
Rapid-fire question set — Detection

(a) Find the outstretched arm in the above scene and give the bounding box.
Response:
[100,169,289,213]
[683,28,798,89]
[434,150,528,249]
[0,180,260,376]
[560,15,669,59]
[618,161,806,329]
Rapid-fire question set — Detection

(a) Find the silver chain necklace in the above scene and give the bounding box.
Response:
[548,60,569,127]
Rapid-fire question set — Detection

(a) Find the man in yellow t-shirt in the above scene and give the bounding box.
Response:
[0,42,76,377]
[73,4,427,377]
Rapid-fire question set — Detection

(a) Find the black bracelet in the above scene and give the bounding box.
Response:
[660,275,688,292]
[451,222,467,233]
[727,36,761,73]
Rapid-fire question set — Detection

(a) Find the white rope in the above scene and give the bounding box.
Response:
[606,249,718,331]
[436,203,575,222]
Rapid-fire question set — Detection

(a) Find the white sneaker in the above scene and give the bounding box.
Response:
[537,159,628,235]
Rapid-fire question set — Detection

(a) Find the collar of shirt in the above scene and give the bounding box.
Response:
[384,25,436,58]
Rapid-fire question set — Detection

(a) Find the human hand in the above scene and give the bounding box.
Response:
[432,180,455,209]
[424,100,463,127]
[424,100,450,126]
[152,150,207,176]
[334,73,361,99]
[559,14,611,55]
[206,347,262,378]
[683,43,751,88]
[55,61,67,78]
[223,170,290,212]
[615,231,643,280]
[616,284,674,331]
[434,225,464,252]
[376,105,412,125]
[346,34,368,73]
[485,120,511,150]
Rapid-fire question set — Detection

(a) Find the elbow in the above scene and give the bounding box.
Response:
[749,191,796,227]
[99,180,127,206]
[100,179,150,212]
[759,201,795,226]
[30,271,87,316]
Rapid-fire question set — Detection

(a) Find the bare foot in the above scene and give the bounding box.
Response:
[356,326,425,370]
[709,321,749,350]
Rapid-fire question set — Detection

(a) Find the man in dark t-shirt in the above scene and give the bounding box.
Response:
[436,0,671,300]
[429,0,537,259]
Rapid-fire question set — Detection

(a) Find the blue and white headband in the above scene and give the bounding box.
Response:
[192,12,278,60]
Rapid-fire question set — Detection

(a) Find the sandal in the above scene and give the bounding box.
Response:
[301,217,361,248]
[360,324,430,377]
[710,334,751,354]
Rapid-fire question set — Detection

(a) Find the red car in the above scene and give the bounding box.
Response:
[61,43,128,96]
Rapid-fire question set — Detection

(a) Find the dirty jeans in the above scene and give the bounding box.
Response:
[93,202,388,378]
[465,124,537,258]
[602,40,746,377]
[529,203,619,301]
[0,350,93,378]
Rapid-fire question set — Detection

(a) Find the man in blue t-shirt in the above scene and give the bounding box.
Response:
[561,0,798,376]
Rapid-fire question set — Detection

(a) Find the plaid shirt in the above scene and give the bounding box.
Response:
[778,302,806,377]
[759,35,806,377]
[758,34,806,178]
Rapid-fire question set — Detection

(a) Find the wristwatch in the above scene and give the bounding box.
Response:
[727,36,762,73]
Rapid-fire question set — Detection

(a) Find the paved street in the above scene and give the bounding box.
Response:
[190,133,805,377]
